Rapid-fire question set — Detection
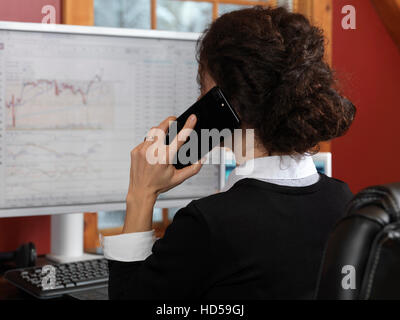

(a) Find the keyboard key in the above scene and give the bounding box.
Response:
[54,284,65,290]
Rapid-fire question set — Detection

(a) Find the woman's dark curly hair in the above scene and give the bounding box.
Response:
[197,6,356,155]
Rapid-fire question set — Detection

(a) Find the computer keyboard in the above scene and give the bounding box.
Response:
[4,258,108,299]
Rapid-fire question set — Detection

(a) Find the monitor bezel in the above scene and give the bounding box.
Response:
[0,21,223,217]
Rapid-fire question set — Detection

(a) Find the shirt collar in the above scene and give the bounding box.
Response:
[223,155,318,192]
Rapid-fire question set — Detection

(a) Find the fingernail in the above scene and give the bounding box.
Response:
[190,114,196,123]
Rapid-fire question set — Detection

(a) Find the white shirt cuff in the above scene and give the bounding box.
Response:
[102,230,156,262]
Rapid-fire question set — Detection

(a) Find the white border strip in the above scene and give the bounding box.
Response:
[0,21,201,41]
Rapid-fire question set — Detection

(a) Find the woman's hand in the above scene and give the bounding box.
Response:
[123,114,204,233]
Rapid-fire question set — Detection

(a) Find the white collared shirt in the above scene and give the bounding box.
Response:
[102,155,319,262]
[223,154,318,191]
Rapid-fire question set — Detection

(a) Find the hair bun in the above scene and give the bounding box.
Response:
[197,6,356,155]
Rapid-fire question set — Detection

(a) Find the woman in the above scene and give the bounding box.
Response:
[103,6,356,299]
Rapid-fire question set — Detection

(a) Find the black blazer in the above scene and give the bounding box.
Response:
[108,174,353,300]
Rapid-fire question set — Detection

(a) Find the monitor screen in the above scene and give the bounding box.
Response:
[0,23,220,217]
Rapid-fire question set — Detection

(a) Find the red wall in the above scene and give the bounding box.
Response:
[0,0,61,255]
[0,0,61,22]
[331,0,400,193]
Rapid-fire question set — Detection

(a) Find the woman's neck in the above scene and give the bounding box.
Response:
[232,141,270,166]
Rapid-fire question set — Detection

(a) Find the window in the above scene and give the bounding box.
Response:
[94,0,151,29]
[94,0,292,31]
[157,0,212,32]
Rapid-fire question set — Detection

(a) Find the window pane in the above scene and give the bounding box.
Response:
[97,208,163,230]
[97,210,125,229]
[157,0,212,32]
[219,1,293,16]
[94,0,150,29]
[218,4,251,16]
[277,0,293,11]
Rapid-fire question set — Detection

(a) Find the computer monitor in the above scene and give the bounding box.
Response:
[0,22,222,218]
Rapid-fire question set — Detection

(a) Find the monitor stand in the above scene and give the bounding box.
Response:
[46,213,101,264]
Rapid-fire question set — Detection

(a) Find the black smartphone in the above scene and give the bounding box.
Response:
[166,86,240,169]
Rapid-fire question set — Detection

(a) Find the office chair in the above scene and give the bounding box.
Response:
[315,182,400,300]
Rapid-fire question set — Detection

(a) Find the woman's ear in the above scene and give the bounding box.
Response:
[202,70,217,95]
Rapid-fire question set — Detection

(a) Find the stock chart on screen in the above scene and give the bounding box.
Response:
[0,27,219,213]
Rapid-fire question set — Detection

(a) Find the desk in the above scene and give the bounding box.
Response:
[0,276,26,300]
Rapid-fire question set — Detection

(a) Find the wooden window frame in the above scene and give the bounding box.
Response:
[371,0,400,50]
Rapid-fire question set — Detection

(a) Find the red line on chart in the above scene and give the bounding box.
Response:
[5,74,102,128]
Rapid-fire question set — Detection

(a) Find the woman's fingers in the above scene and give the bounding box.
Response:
[171,157,205,186]
[143,127,159,146]
[169,114,197,157]
[159,116,176,133]
[143,116,176,147]
[142,115,197,166]
[129,114,203,197]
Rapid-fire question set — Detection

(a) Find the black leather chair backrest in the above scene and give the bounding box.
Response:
[315,182,400,300]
